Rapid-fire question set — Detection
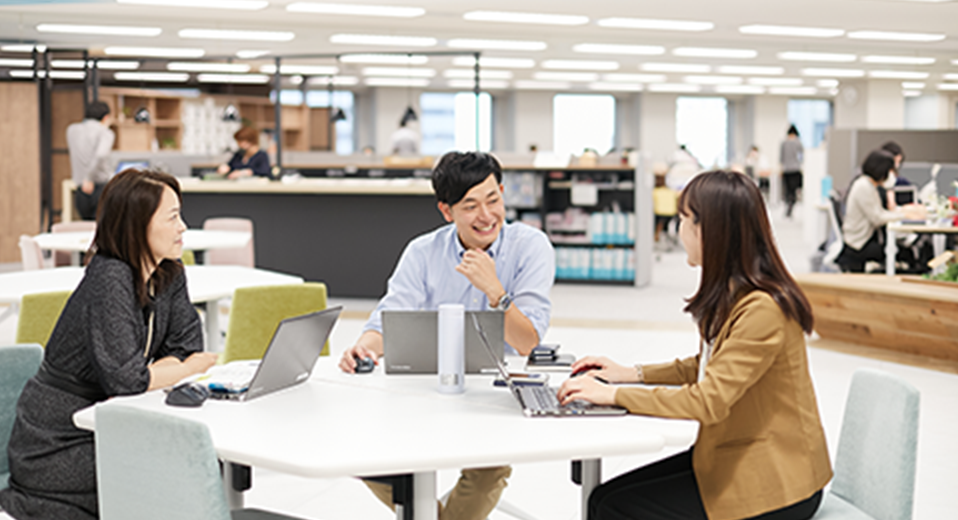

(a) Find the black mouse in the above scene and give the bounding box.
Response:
[165,382,210,407]
[354,356,375,374]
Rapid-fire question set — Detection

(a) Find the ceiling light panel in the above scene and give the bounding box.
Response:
[331,34,436,46]
[801,68,865,77]
[447,39,547,51]
[862,55,936,65]
[10,70,86,79]
[260,64,339,75]
[937,83,958,91]
[684,75,742,85]
[573,43,665,55]
[603,73,666,83]
[847,30,945,42]
[647,83,703,93]
[597,18,713,31]
[642,62,710,73]
[463,11,588,25]
[588,82,643,92]
[868,70,930,79]
[452,56,535,68]
[718,65,784,75]
[114,71,189,82]
[447,79,509,89]
[944,74,958,81]
[105,46,205,58]
[236,50,269,59]
[0,58,35,67]
[534,71,598,82]
[179,28,295,41]
[36,23,161,36]
[306,75,358,86]
[117,0,267,9]
[167,62,250,73]
[739,25,844,38]
[1,44,46,52]
[769,86,819,95]
[51,60,139,69]
[716,85,767,94]
[778,51,856,62]
[817,79,839,87]
[340,54,428,64]
[673,47,757,59]
[443,69,512,79]
[541,59,619,71]
[902,90,921,97]
[364,77,430,87]
[748,77,804,86]
[514,80,571,90]
[902,81,927,88]
[197,73,270,83]
[286,2,425,17]
[361,66,435,77]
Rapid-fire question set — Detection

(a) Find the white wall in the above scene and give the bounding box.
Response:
[513,91,554,152]
[865,80,905,130]
[373,87,423,155]
[615,93,640,151]
[638,92,678,164]
[753,95,789,171]
[905,94,942,129]
[492,91,515,152]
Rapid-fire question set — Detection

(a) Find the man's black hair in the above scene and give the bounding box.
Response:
[431,151,503,206]
[85,101,111,121]
[787,124,799,137]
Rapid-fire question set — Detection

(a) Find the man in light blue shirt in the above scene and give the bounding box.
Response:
[338,151,555,520]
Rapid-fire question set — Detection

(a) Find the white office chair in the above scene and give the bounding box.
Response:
[18,235,50,271]
[822,192,845,272]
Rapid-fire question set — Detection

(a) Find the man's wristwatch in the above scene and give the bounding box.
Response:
[491,292,513,311]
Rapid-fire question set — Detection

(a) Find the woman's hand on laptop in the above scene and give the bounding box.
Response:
[571,356,641,384]
[557,376,616,406]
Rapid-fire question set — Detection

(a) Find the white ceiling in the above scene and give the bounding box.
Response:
[2,0,957,92]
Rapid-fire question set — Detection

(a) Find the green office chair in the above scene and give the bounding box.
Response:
[180,249,196,266]
[95,404,308,520]
[221,283,329,364]
[1,344,43,490]
[15,291,72,347]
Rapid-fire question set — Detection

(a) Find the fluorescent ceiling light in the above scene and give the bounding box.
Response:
[715,85,766,95]
[533,71,598,82]
[902,90,922,97]
[778,51,856,62]
[769,86,818,95]
[236,50,269,59]
[306,75,358,86]
[104,46,204,58]
[168,62,250,73]
[36,23,161,36]
[718,65,784,75]
[331,34,436,47]
[447,79,509,89]
[953,59,958,66]
[10,70,86,79]
[260,64,339,75]
[514,80,570,90]
[588,82,643,92]
[647,83,702,93]
[286,2,424,17]
[869,70,929,79]
[542,59,619,71]
[848,30,945,42]
[340,54,428,64]
[361,66,435,77]
[364,77,430,87]
[117,0,267,9]
[573,43,664,56]
[603,73,666,83]
[452,56,535,68]
[597,17,713,32]
[642,62,710,73]
[673,47,757,59]
[684,75,742,85]
[1,44,46,52]
[748,77,803,86]
[902,81,926,88]
[447,38,546,51]
[114,71,189,82]
[197,73,270,83]
[862,55,936,65]
[937,83,958,91]
[179,28,294,41]
[51,60,139,69]
[802,68,865,77]
[443,69,512,79]
[463,10,587,25]
[817,79,839,87]
[738,24,844,38]
[0,58,35,67]
[944,74,958,81]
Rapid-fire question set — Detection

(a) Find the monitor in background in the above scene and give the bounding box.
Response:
[115,160,150,174]
[892,185,917,206]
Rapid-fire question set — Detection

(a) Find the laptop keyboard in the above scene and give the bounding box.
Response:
[520,386,588,413]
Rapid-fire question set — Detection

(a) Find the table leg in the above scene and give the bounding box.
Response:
[223,462,251,510]
[580,459,601,520]
[886,228,897,276]
[71,251,80,266]
[410,471,437,520]
[205,298,221,352]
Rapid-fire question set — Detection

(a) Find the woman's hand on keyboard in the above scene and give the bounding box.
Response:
[557,375,616,406]
[571,356,640,384]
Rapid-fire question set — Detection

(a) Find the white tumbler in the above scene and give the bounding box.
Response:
[437,303,465,394]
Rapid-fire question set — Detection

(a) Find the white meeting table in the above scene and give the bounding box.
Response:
[885,221,958,275]
[33,229,251,265]
[0,265,303,350]
[74,359,698,520]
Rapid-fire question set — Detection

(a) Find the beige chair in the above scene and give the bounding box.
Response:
[203,217,254,267]
[18,235,49,271]
[51,221,96,266]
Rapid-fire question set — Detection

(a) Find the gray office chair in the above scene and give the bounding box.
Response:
[0,344,43,493]
[814,368,920,520]
[95,404,308,520]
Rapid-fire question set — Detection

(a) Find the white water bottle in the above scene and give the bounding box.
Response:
[437,304,465,394]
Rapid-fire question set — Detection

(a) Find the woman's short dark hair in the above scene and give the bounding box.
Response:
[787,124,799,137]
[679,170,813,341]
[85,101,110,121]
[234,126,259,145]
[92,169,183,306]
[881,141,904,161]
[431,151,503,206]
[861,150,896,183]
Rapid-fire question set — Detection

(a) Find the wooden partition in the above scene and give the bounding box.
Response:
[0,82,40,262]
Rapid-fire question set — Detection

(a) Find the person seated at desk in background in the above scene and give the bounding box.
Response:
[339,151,555,520]
[838,150,926,273]
[559,170,832,520]
[217,126,271,179]
[0,169,218,520]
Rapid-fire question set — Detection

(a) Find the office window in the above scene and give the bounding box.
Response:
[271,90,355,154]
[553,94,615,158]
[787,99,832,149]
[676,97,728,168]
[420,92,492,155]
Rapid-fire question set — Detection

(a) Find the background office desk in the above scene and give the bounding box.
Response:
[74,358,697,520]
[33,229,251,266]
[885,222,958,275]
[0,265,303,350]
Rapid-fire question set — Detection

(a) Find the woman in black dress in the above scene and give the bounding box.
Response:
[0,169,218,520]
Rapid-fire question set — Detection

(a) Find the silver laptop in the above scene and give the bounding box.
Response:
[211,306,342,401]
[382,310,504,374]
[471,314,626,417]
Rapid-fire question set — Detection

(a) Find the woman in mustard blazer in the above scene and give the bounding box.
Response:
[559,170,832,520]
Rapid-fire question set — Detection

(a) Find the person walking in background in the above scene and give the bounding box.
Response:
[780,125,804,218]
[66,100,115,220]
[652,163,678,249]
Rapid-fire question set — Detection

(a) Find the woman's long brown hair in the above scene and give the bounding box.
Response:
[91,168,184,306]
[680,170,813,342]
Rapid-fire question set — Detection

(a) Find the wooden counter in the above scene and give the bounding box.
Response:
[796,273,958,361]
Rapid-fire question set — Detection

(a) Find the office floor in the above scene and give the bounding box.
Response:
[1,206,956,520]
